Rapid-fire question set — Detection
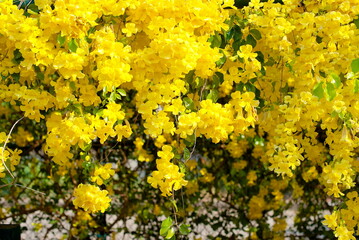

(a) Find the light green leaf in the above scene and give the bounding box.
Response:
[326,82,336,101]
[312,82,324,99]
[57,34,66,46]
[183,97,195,111]
[183,148,190,160]
[165,228,175,239]
[351,58,359,73]
[209,33,222,48]
[117,89,126,96]
[179,162,187,174]
[331,74,341,88]
[354,79,359,93]
[170,200,178,212]
[160,217,173,236]
[68,39,78,53]
[206,89,219,102]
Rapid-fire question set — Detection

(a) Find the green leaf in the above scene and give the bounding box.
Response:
[80,143,92,152]
[183,148,190,160]
[326,82,336,101]
[354,79,359,93]
[57,34,66,47]
[1,175,13,185]
[246,34,257,48]
[209,33,222,48]
[232,25,243,41]
[170,200,178,212]
[206,89,219,102]
[184,70,195,84]
[232,39,242,52]
[179,162,187,174]
[331,74,341,88]
[68,39,78,53]
[27,3,39,13]
[354,18,359,29]
[351,58,359,73]
[184,134,195,147]
[183,97,195,111]
[249,29,262,40]
[165,228,175,239]
[117,89,126,96]
[179,224,191,235]
[215,53,226,67]
[312,82,324,99]
[109,92,117,101]
[69,81,76,91]
[213,72,224,88]
[12,49,24,64]
[160,217,173,236]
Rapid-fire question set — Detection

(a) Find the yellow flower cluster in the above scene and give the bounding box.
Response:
[0,141,22,178]
[91,163,115,185]
[147,145,187,196]
[323,191,359,240]
[134,137,154,162]
[73,184,111,213]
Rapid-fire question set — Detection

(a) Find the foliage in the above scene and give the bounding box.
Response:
[0,0,359,239]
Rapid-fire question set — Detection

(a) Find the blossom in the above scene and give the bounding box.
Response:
[73,184,111,213]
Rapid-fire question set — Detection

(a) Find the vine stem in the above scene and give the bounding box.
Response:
[0,117,45,195]
[1,117,24,179]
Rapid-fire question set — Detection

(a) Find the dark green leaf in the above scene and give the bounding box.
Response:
[12,49,24,64]
[249,29,262,40]
[27,3,39,13]
[246,34,256,48]
[1,175,13,185]
[255,51,264,64]
[179,224,191,235]
[184,134,195,147]
[354,18,359,29]
[184,70,195,84]
[232,39,242,52]
[213,72,224,88]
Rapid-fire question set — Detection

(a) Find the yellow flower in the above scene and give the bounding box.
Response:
[322,211,338,230]
[73,184,111,213]
[238,45,257,61]
[122,23,138,37]
[90,163,115,185]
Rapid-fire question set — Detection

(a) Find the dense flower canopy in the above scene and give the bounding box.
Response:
[1,0,359,239]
